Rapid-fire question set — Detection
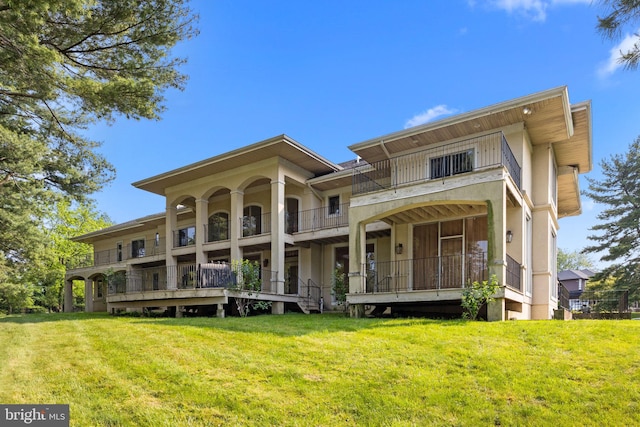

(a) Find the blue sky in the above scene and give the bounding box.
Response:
[87,0,640,267]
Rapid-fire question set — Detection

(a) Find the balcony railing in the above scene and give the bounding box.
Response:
[505,254,522,292]
[203,223,230,243]
[364,253,487,293]
[289,203,349,233]
[173,226,196,248]
[241,212,271,237]
[352,132,521,195]
[109,262,278,295]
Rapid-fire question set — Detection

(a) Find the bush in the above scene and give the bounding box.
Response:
[461,275,499,320]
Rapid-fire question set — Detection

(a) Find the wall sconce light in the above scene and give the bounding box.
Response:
[506,230,513,244]
[263,259,269,267]
[395,243,403,255]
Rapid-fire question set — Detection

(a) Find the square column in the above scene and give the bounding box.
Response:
[271,178,286,296]
[166,205,178,289]
[195,198,209,265]
[64,280,74,313]
[230,190,244,262]
[84,278,94,313]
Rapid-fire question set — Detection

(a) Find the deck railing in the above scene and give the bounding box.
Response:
[291,203,349,233]
[352,131,521,195]
[364,253,488,293]
[241,212,272,237]
[109,262,278,295]
[505,254,522,292]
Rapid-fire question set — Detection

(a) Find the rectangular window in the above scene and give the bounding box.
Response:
[328,196,340,215]
[96,279,103,298]
[430,149,474,179]
[176,226,196,247]
[116,242,123,262]
[131,239,145,258]
[152,273,159,291]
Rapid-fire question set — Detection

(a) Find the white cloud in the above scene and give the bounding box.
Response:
[404,105,458,129]
[484,0,590,22]
[598,32,640,77]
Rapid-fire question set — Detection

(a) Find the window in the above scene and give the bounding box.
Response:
[176,226,196,247]
[430,149,474,179]
[116,242,123,262]
[208,212,229,242]
[152,273,159,291]
[285,198,299,233]
[96,279,103,298]
[131,239,145,258]
[243,205,262,237]
[328,196,340,215]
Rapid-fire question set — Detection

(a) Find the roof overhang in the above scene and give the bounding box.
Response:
[133,135,342,196]
[72,209,192,244]
[348,86,591,174]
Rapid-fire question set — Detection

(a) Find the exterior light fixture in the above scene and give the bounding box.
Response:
[395,243,404,254]
[522,107,532,115]
[506,230,513,243]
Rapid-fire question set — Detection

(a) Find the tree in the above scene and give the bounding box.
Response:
[596,0,640,70]
[557,248,594,272]
[583,136,640,302]
[0,0,198,270]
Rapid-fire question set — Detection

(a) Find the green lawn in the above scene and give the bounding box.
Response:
[1,313,639,426]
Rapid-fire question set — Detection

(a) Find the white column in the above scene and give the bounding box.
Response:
[230,190,244,262]
[166,205,178,290]
[271,177,286,296]
[195,198,208,265]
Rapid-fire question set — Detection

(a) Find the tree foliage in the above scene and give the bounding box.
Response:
[557,248,594,272]
[0,0,198,268]
[583,136,640,301]
[596,0,640,70]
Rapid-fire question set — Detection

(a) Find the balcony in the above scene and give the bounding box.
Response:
[352,131,521,196]
[288,203,349,233]
[364,253,488,293]
[108,263,278,295]
[241,212,271,237]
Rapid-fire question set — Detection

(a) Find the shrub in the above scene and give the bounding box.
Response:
[461,275,499,320]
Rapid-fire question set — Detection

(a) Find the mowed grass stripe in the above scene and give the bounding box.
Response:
[1,313,640,426]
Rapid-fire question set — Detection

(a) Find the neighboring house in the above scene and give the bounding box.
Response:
[65,86,592,320]
[558,268,596,310]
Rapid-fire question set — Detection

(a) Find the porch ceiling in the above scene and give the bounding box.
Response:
[382,203,488,225]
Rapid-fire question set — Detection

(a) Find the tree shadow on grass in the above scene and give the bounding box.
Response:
[0,311,465,337]
[0,312,112,324]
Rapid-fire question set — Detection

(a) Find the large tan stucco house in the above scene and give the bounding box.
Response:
[65,86,592,320]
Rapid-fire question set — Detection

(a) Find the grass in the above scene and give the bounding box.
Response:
[1,313,639,426]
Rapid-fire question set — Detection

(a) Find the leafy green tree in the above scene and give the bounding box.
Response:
[583,136,640,302]
[557,248,594,272]
[0,282,34,314]
[0,0,198,271]
[597,0,640,70]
